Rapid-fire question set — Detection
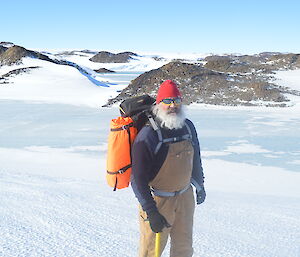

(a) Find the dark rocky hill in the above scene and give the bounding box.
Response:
[0,66,40,84]
[89,51,138,63]
[94,68,115,73]
[0,45,56,66]
[204,53,300,74]
[0,46,7,54]
[105,54,300,107]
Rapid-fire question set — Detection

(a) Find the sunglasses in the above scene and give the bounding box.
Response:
[160,98,182,105]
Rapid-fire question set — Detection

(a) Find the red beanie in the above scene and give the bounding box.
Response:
[156,80,182,104]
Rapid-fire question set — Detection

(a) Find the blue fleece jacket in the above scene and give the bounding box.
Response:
[131,118,204,214]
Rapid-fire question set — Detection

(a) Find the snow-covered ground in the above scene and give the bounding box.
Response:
[0,57,125,107]
[0,53,300,257]
[274,69,300,91]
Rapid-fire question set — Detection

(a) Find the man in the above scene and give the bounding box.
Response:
[131,80,206,257]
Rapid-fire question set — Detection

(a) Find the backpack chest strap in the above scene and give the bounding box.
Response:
[147,114,194,154]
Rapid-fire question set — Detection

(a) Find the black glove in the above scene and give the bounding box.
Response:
[196,186,206,205]
[147,210,171,233]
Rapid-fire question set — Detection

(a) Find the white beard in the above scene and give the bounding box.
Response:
[152,104,186,130]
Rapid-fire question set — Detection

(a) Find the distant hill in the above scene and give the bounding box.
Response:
[0,45,56,66]
[204,53,300,73]
[94,68,115,73]
[105,53,300,107]
[89,51,138,63]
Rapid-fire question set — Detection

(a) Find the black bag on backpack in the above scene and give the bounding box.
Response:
[119,95,155,131]
[119,94,155,117]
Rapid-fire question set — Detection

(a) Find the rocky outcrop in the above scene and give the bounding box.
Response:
[0,46,7,54]
[105,60,296,107]
[0,66,40,84]
[0,45,56,66]
[268,53,300,69]
[94,68,115,73]
[89,51,138,63]
[0,46,34,65]
[152,56,166,61]
[204,53,300,74]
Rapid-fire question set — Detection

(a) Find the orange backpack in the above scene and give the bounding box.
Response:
[106,116,137,190]
[106,95,155,190]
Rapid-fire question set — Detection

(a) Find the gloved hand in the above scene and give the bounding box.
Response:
[196,185,206,205]
[147,210,171,233]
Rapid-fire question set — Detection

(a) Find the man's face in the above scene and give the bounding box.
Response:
[159,97,182,115]
[154,97,185,129]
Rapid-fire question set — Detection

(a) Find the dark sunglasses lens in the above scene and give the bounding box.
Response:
[162,99,173,104]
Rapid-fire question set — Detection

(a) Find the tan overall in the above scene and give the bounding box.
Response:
[139,140,195,257]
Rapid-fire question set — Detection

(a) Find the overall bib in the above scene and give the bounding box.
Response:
[139,140,195,257]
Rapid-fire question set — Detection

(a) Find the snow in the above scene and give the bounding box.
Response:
[224,141,271,154]
[0,58,123,107]
[0,52,300,257]
[274,69,300,91]
[273,68,300,106]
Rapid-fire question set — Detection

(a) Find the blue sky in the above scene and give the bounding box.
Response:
[2,0,300,54]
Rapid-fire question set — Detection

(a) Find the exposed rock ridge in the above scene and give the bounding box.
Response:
[105,54,300,107]
[89,51,138,63]
[0,66,40,84]
[0,45,57,66]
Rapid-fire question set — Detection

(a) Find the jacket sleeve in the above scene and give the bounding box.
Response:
[131,127,158,214]
[186,119,205,192]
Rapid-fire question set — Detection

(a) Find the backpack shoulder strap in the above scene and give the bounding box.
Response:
[147,113,163,154]
[183,121,194,145]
